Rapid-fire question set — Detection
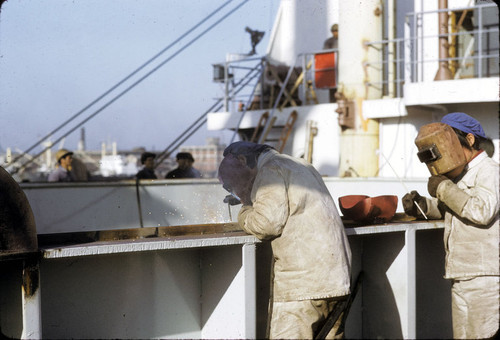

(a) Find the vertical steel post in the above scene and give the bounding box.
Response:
[397,39,401,97]
[477,7,483,78]
[224,54,229,112]
[404,16,412,85]
[405,228,417,339]
[242,243,256,339]
[21,258,42,339]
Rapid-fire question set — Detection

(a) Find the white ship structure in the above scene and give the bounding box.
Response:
[1,0,498,339]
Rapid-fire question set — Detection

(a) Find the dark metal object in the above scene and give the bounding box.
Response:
[0,167,38,256]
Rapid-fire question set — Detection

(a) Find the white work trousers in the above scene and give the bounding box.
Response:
[269,298,346,339]
[451,276,499,339]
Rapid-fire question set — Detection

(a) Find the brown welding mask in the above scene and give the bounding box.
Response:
[415,122,466,176]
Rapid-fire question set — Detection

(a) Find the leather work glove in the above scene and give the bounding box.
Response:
[402,191,427,219]
[223,194,241,206]
[427,175,448,198]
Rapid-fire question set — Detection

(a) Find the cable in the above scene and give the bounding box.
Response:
[12,0,250,175]
[5,0,235,168]
[154,59,262,165]
[155,64,262,164]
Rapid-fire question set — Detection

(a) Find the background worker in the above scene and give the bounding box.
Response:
[136,152,157,179]
[70,156,91,181]
[218,141,351,339]
[403,112,499,339]
[166,152,201,179]
[323,23,338,50]
[48,149,74,182]
[323,23,338,103]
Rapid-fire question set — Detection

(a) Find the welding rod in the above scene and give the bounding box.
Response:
[377,150,428,220]
[226,192,241,221]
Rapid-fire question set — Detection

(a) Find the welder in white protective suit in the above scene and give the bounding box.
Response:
[403,112,499,339]
[218,141,352,339]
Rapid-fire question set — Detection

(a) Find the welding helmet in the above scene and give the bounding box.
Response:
[414,122,466,176]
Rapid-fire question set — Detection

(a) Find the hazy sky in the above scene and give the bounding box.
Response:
[0,0,279,154]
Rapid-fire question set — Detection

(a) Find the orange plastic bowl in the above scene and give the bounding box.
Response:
[339,195,398,223]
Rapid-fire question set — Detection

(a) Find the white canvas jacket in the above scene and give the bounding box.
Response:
[425,152,499,279]
[238,150,352,302]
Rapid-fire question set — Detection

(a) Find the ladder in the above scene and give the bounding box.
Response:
[251,110,297,153]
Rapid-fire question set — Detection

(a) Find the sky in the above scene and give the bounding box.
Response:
[0,0,279,154]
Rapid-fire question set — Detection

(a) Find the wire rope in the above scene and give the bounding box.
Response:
[154,61,262,165]
[11,0,250,175]
[6,0,234,168]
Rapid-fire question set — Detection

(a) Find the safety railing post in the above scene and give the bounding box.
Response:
[477,7,483,78]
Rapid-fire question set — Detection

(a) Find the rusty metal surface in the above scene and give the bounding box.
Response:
[22,258,40,298]
[342,212,418,227]
[38,222,243,248]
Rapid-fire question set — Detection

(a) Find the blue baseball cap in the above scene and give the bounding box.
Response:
[441,112,486,138]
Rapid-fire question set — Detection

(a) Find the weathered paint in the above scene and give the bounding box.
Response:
[22,258,40,298]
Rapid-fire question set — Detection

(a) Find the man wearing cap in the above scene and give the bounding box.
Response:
[165,152,201,179]
[323,23,338,50]
[48,149,74,182]
[403,112,499,339]
[136,152,157,180]
[218,141,351,339]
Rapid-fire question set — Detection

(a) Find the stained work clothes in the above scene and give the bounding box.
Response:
[238,150,351,302]
[270,298,346,339]
[165,167,201,179]
[424,152,499,338]
[136,168,157,180]
[451,276,499,339]
[48,166,72,182]
[236,149,351,338]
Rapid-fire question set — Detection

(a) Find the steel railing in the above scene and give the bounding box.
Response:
[214,4,498,106]
[363,3,498,98]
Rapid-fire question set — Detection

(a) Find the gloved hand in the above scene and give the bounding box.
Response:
[223,194,241,206]
[427,175,448,198]
[402,190,427,219]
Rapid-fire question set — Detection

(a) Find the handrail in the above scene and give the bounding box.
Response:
[229,61,265,144]
[154,60,263,166]
[257,61,298,144]
[361,3,498,98]
[405,2,496,16]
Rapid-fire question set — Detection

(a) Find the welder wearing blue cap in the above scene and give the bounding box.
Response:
[403,112,499,339]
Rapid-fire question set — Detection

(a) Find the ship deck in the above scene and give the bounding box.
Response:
[1,217,450,339]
